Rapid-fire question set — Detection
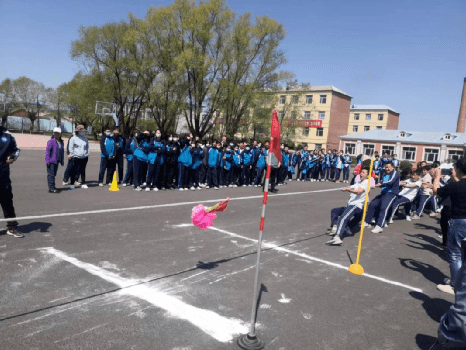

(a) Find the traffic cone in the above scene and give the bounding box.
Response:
[109,172,120,192]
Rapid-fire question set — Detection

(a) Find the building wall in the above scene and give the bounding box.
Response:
[386,111,400,130]
[340,138,465,164]
[347,109,391,134]
[327,93,352,149]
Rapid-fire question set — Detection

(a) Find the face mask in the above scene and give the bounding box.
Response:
[173,138,179,142]
[280,146,284,149]
[156,134,161,138]
[206,143,210,147]
[217,146,221,149]
[79,131,86,136]
[230,143,234,147]
[168,137,173,141]
[106,132,111,137]
[110,133,114,137]
[114,134,119,138]
[246,147,250,151]
[191,144,195,148]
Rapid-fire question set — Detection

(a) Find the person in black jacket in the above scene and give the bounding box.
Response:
[113,128,126,184]
[0,126,23,238]
[163,134,180,190]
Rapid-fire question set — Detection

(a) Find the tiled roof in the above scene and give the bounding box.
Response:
[350,105,399,113]
[340,129,466,146]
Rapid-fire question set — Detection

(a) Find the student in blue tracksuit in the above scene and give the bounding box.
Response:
[250,141,261,185]
[207,140,220,189]
[146,130,166,191]
[98,129,116,186]
[232,145,241,187]
[325,150,333,181]
[254,145,267,187]
[342,154,352,183]
[365,162,400,233]
[164,134,180,189]
[241,144,253,186]
[373,155,382,184]
[132,131,151,191]
[299,146,309,181]
[222,144,234,187]
[178,135,192,190]
[113,128,125,184]
[293,150,301,180]
[307,150,317,182]
[287,149,295,181]
[392,154,400,170]
[329,150,337,181]
[380,153,391,180]
[334,150,345,183]
[279,144,289,185]
[319,150,327,181]
[325,167,370,246]
[189,140,204,190]
[123,130,137,186]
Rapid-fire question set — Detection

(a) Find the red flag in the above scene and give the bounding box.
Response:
[270,110,281,163]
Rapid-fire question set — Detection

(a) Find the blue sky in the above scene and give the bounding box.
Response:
[1,0,465,132]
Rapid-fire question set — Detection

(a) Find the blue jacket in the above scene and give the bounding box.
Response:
[256,150,267,170]
[392,159,400,168]
[178,139,192,167]
[343,156,352,168]
[292,153,300,167]
[373,159,382,174]
[242,150,253,167]
[223,151,233,171]
[381,170,400,195]
[114,136,125,155]
[207,148,221,168]
[299,151,309,171]
[233,151,241,167]
[125,138,136,161]
[100,135,115,158]
[165,142,180,164]
[190,147,204,169]
[281,150,289,168]
[133,136,151,162]
[148,139,166,165]
[335,155,344,169]
[309,154,318,168]
[252,147,261,165]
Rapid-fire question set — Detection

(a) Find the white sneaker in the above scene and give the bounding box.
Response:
[215,187,219,190]
[248,184,252,187]
[69,185,75,190]
[143,182,147,187]
[229,185,233,188]
[81,184,88,189]
[179,188,184,191]
[326,236,342,245]
[254,185,258,188]
[122,183,127,187]
[153,188,159,192]
[242,185,247,187]
[371,226,383,233]
[364,222,372,228]
[145,187,151,192]
[200,184,206,188]
[74,181,81,186]
[197,187,201,190]
[437,284,455,295]
[233,185,238,188]
[190,187,196,191]
[406,216,412,222]
[134,187,142,191]
[297,179,300,182]
[206,186,210,189]
[62,181,69,186]
[388,219,394,224]
[98,183,104,187]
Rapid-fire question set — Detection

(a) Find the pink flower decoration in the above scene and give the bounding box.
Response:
[192,205,217,230]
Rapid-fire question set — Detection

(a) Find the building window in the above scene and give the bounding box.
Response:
[402,147,416,161]
[302,127,309,137]
[304,111,311,119]
[424,148,439,163]
[378,114,384,121]
[318,111,325,120]
[376,126,383,129]
[352,125,359,132]
[279,112,285,119]
[293,95,299,104]
[316,128,323,137]
[365,114,372,120]
[315,144,322,151]
[279,95,286,104]
[382,145,395,155]
[448,150,464,162]
[362,144,375,156]
[345,143,356,155]
[319,95,327,104]
[364,126,370,131]
[291,111,297,119]
[306,95,313,104]
[354,113,360,120]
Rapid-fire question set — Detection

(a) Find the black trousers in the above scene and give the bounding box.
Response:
[263,167,278,191]
[0,183,18,230]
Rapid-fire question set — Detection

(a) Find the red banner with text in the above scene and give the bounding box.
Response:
[283,119,322,128]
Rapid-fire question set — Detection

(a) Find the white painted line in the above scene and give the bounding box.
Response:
[39,247,248,343]
[0,188,340,223]
[179,224,423,293]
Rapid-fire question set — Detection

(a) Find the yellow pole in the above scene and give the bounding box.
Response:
[348,157,374,275]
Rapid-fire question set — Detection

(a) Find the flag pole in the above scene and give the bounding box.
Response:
[237,138,276,350]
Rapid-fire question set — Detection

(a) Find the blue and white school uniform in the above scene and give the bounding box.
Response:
[388,179,421,221]
[366,170,400,228]
[343,155,352,182]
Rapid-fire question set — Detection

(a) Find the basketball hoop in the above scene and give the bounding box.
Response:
[95,101,119,127]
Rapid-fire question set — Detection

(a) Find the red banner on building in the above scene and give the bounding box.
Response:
[283,119,322,128]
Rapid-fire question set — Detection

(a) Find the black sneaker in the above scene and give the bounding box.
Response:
[7,230,24,238]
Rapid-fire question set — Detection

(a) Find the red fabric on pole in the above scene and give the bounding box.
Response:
[260,217,265,231]
[270,110,281,163]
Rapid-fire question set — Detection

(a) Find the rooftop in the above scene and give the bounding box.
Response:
[271,85,352,98]
[340,129,466,146]
[350,104,399,114]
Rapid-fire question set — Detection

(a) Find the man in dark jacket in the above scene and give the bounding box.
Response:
[0,126,23,237]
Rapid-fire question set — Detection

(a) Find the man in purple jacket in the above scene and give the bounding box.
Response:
[45,127,65,193]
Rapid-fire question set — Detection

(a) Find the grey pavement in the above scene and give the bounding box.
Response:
[0,150,452,350]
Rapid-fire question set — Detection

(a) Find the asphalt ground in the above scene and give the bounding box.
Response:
[0,150,453,350]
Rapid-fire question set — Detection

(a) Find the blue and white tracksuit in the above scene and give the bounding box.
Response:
[366,170,400,228]
[343,156,352,181]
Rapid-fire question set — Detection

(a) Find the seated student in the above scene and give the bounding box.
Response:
[412,165,434,219]
[326,167,370,246]
[387,169,422,223]
[365,162,400,233]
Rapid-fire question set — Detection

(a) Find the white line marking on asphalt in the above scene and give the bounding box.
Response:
[0,188,340,222]
[177,224,423,293]
[39,247,248,343]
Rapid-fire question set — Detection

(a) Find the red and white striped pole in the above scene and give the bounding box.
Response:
[237,140,273,350]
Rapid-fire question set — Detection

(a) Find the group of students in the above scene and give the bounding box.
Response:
[325,156,448,246]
